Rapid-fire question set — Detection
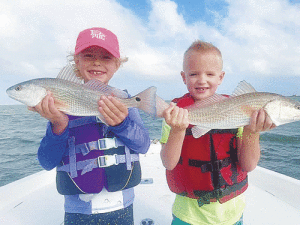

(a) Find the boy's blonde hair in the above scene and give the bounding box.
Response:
[183,40,223,69]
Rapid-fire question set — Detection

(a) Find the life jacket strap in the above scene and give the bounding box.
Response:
[189,157,232,173]
[57,154,140,175]
[68,136,77,178]
[64,137,123,156]
[194,176,248,206]
[81,137,121,154]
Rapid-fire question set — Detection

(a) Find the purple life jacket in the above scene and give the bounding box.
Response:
[56,116,141,195]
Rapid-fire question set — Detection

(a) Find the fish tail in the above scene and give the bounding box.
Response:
[134,86,157,116]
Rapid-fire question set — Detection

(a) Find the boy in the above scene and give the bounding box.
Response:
[160,40,275,225]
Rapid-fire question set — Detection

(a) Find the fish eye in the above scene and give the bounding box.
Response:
[135,97,141,102]
[15,86,22,91]
[297,105,300,110]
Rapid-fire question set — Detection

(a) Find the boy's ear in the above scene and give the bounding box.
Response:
[218,71,225,84]
[181,71,186,84]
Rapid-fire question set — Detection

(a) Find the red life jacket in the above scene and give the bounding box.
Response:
[166,93,248,206]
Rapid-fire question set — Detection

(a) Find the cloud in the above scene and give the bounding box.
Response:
[149,0,187,39]
[1,0,300,104]
[146,0,300,80]
[0,0,149,78]
[20,62,40,76]
[220,0,300,77]
[123,43,178,79]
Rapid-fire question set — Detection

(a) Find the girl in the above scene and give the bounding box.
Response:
[34,27,150,224]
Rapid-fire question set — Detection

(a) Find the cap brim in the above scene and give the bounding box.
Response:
[75,44,120,58]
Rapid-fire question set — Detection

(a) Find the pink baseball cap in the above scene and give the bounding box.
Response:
[75,27,120,58]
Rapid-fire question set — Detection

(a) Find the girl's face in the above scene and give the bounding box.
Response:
[181,50,224,103]
[75,46,120,84]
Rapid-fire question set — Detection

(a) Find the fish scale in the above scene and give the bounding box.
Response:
[39,80,101,116]
[189,92,281,129]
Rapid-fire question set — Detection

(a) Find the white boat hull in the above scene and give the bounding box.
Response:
[0,143,299,225]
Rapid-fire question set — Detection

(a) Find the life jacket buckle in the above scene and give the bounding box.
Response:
[97,138,117,150]
[213,160,223,171]
[216,187,225,198]
[97,154,118,167]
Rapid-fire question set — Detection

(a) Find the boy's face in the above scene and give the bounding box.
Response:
[75,46,120,84]
[181,50,224,102]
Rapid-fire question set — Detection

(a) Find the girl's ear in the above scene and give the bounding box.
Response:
[74,55,79,66]
[116,58,121,70]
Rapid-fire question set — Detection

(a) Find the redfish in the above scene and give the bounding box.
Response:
[157,81,300,138]
[6,78,157,123]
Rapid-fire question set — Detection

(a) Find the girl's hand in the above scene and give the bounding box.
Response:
[244,108,276,133]
[163,102,189,132]
[28,92,69,134]
[98,96,128,126]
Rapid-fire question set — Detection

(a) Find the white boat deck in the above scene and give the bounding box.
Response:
[0,143,299,225]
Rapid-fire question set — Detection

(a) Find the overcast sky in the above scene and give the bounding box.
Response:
[1,0,300,105]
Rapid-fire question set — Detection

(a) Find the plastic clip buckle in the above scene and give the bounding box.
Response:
[97,138,117,150]
[97,154,118,167]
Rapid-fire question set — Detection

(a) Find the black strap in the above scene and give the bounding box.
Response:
[178,157,183,165]
[194,176,248,206]
[189,157,232,173]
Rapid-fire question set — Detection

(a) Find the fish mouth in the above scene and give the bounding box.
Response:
[6,86,16,96]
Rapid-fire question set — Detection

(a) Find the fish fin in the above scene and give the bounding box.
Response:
[191,126,211,138]
[187,94,227,110]
[269,118,280,127]
[241,105,256,117]
[96,115,109,126]
[57,64,83,84]
[134,86,157,116]
[155,95,169,118]
[232,80,257,97]
[84,79,128,99]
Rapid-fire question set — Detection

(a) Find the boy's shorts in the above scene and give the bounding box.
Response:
[171,214,243,225]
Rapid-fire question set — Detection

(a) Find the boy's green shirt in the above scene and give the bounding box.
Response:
[160,120,245,224]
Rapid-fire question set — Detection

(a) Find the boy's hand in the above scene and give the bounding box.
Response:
[163,102,189,132]
[98,96,128,126]
[28,92,69,134]
[244,108,276,133]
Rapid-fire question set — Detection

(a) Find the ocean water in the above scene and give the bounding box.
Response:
[0,103,300,187]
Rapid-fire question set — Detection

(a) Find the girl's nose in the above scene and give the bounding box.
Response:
[93,58,102,66]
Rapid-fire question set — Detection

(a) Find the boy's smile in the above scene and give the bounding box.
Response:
[75,46,120,84]
[181,50,224,103]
